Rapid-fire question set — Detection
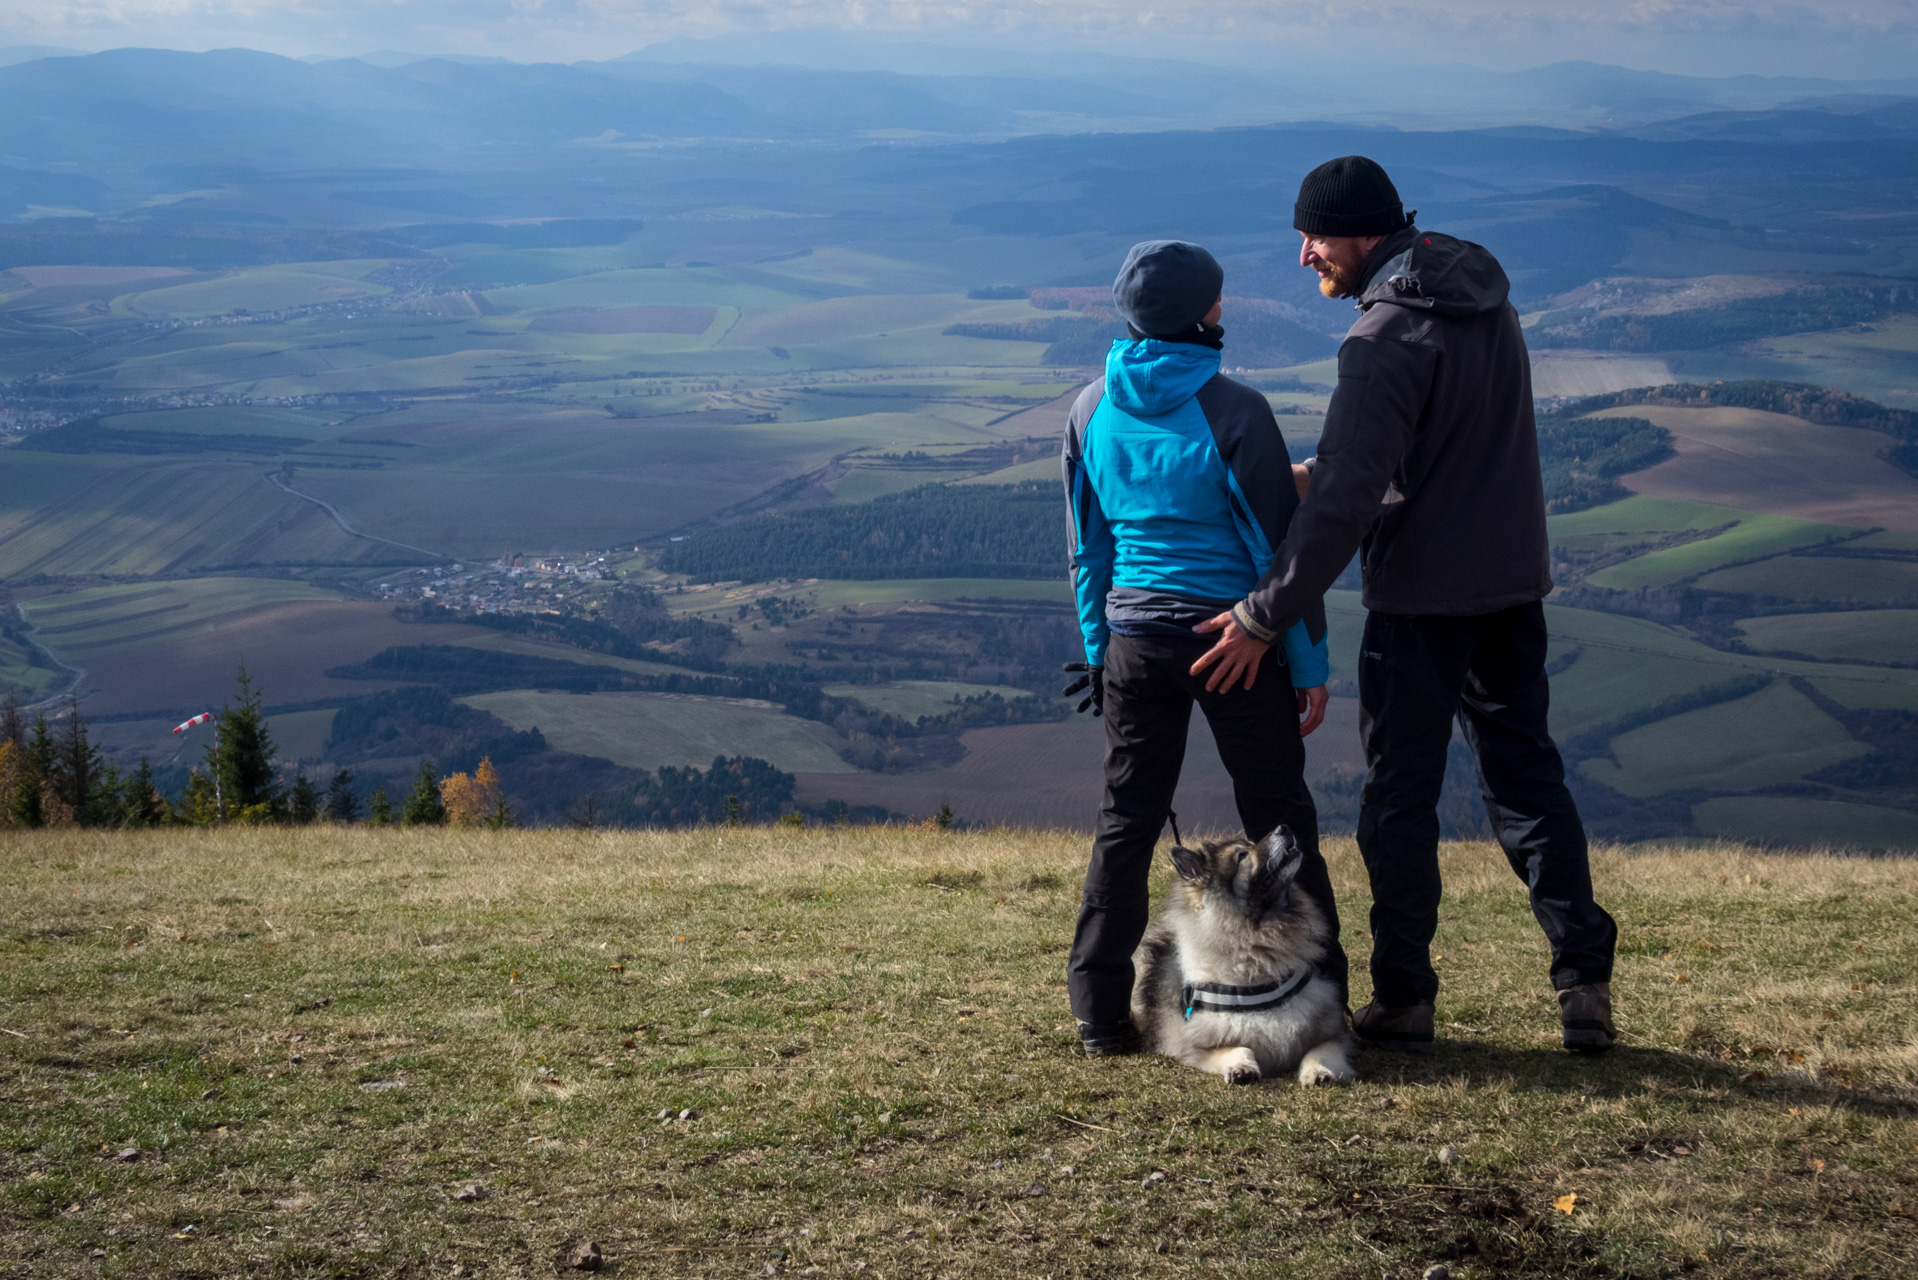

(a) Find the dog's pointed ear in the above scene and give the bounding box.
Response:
[1169,844,1208,883]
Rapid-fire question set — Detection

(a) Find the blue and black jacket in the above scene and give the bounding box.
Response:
[1062,336,1330,687]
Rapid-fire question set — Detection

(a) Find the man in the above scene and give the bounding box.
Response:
[1189,156,1619,1055]
[1062,239,1343,1056]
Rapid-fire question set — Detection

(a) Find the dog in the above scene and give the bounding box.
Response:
[1132,828,1355,1086]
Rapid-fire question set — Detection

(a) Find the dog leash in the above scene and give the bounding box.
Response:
[1165,809,1182,848]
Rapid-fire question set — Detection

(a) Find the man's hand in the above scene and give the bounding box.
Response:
[1061,662,1104,717]
[1191,612,1270,693]
[1292,462,1311,501]
[1296,685,1328,737]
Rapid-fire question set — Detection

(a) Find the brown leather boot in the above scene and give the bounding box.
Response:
[1351,1001,1435,1056]
[1559,983,1616,1053]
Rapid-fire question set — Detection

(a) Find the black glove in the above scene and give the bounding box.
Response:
[1062,662,1105,717]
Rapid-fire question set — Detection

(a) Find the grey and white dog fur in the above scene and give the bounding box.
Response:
[1132,828,1356,1086]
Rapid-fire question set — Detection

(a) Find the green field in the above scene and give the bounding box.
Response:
[1736,609,1918,664]
[821,680,1035,721]
[0,453,407,578]
[1545,494,1745,540]
[1697,554,1918,604]
[1586,510,1855,590]
[1692,795,1918,851]
[1578,680,1868,798]
[19,578,343,661]
[458,689,855,774]
[0,627,67,701]
[111,260,392,319]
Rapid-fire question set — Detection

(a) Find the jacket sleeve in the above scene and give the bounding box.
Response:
[1063,384,1114,665]
[1280,620,1329,688]
[1196,377,1329,652]
[1233,327,1437,641]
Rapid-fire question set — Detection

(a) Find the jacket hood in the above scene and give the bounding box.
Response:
[1358,227,1509,317]
[1103,338,1222,417]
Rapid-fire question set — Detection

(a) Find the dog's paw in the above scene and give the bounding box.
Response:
[1297,1041,1358,1087]
[1297,1061,1339,1087]
[1201,1046,1262,1084]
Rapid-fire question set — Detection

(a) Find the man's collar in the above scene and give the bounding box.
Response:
[1353,225,1421,302]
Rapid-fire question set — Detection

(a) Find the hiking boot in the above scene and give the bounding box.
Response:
[1351,1001,1435,1056]
[1078,1019,1143,1057]
[1559,983,1616,1053]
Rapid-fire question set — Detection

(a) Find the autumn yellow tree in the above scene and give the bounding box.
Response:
[442,757,506,828]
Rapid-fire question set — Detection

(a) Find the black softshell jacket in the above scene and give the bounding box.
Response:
[1235,227,1553,639]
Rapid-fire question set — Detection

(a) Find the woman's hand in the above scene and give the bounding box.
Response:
[1296,684,1329,737]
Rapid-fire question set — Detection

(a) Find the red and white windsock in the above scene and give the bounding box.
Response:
[172,712,217,735]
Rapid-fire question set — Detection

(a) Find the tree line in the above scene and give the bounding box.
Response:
[0,665,512,830]
[657,482,1064,583]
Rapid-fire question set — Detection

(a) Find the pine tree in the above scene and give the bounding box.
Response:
[368,784,394,826]
[52,697,104,825]
[289,775,319,825]
[10,715,53,828]
[324,768,361,823]
[487,791,514,830]
[206,663,280,821]
[401,758,446,826]
[121,759,168,827]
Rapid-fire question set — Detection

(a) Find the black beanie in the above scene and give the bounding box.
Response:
[1294,156,1409,237]
[1111,240,1224,338]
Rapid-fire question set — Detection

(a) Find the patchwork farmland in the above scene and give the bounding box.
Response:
[1,230,1914,849]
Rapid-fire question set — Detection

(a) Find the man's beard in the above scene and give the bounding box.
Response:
[1315,257,1358,299]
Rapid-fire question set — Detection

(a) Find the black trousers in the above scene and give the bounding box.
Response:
[1067,632,1347,1027]
[1356,600,1617,1007]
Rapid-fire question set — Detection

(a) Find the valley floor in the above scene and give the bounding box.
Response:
[2,828,1914,1278]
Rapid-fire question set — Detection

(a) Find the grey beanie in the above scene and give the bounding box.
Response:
[1111,240,1223,338]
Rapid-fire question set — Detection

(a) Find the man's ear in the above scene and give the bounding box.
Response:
[1170,844,1209,883]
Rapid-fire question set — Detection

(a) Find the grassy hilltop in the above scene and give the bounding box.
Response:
[2,827,1915,1278]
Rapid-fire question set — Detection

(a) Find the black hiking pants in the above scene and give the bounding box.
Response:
[1356,600,1617,1007]
[1066,632,1347,1027]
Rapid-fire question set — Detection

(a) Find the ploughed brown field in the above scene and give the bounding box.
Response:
[1605,405,1918,532]
[75,604,491,715]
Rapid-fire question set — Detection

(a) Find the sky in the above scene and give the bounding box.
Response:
[5,0,1918,81]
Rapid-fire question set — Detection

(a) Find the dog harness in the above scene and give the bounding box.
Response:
[1182,969,1312,1020]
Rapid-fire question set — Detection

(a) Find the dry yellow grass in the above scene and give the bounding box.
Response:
[2,827,1915,1278]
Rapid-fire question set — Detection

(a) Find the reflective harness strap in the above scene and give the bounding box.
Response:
[1183,969,1312,1021]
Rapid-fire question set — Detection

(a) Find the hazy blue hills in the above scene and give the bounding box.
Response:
[2,48,1916,306]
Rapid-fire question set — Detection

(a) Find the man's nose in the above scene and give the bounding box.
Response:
[1298,239,1315,267]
